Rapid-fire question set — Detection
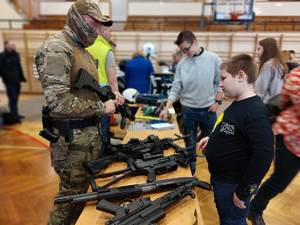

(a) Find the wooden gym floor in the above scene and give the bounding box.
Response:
[0,92,299,225]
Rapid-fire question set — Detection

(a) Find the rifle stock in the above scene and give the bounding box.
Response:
[82,134,193,177]
[82,152,134,175]
[97,180,213,225]
[90,152,196,189]
[74,68,135,129]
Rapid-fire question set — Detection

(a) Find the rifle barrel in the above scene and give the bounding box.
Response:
[171,134,191,141]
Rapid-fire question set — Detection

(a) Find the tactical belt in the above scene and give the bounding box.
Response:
[51,116,99,130]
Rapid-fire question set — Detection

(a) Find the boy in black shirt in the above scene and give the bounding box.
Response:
[197,54,274,225]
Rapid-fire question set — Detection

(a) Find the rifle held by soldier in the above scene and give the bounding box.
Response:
[74,68,135,129]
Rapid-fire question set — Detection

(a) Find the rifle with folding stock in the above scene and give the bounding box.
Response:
[54,177,203,204]
[82,134,192,176]
[74,68,135,129]
[97,180,213,225]
[106,134,191,155]
[87,150,196,190]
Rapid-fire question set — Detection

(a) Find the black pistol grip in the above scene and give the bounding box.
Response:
[39,128,59,143]
[126,157,135,167]
[120,116,126,129]
[147,170,156,183]
[82,157,111,175]
[96,199,121,215]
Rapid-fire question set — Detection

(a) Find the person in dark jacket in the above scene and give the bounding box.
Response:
[0,40,26,122]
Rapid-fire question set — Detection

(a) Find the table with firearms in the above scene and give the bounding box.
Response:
[74,108,207,225]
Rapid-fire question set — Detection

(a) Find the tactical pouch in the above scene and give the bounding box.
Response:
[58,120,74,143]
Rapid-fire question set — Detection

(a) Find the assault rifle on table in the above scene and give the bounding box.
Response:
[82,134,192,176]
[97,180,213,225]
[87,151,196,190]
[106,134,191,156]
[74,68,135,129]
[54,177,210,204]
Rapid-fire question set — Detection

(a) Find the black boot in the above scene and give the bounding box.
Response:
[247,211,266,225]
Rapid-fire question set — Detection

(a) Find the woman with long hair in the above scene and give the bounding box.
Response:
[255,38,288,104]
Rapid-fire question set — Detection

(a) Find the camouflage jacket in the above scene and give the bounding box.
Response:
[34,25,105,119]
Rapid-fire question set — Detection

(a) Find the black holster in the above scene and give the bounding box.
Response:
[39,106,100,143]
[40,106,59,143]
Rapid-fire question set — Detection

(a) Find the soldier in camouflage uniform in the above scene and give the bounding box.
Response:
[34,0,123,224]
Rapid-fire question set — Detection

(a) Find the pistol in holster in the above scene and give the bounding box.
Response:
[40,106,99,144]
[39,106,60,143]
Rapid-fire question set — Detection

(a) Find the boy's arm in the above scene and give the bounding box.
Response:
[234,117,274,201]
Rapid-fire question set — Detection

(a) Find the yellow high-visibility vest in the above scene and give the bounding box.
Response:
[86,36,113,85]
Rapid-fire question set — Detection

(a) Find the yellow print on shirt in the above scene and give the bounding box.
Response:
[212,112,224,132]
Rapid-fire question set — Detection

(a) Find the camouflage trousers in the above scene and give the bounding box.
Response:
[47,126,101,225]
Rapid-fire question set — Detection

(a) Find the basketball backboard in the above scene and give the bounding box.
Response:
[214,0,255,21]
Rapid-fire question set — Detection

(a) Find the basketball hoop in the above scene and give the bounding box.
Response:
[230,10,246,21]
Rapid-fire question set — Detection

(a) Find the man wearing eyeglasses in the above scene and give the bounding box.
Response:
[159,30,223,176]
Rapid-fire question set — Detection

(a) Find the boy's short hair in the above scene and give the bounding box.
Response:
[174,30,197,45]
[220,54,258,84]
[289,50,295,54]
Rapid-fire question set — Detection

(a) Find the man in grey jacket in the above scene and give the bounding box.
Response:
[159,30,223,176]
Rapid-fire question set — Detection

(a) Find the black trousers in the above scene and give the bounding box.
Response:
[5,83,20,118]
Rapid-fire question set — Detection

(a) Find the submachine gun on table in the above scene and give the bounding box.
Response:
[74,68,135,129]
[85,149,196,190]
[82,134,191,176]
[97,179,213,225]
[54,177,211,205]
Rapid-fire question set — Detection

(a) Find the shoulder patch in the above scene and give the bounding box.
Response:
[45,55,66,75]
